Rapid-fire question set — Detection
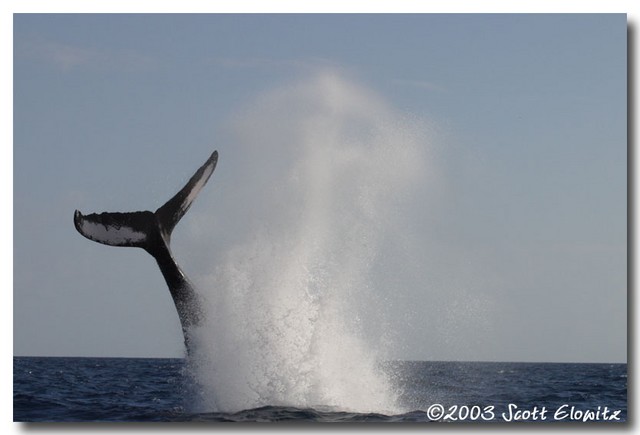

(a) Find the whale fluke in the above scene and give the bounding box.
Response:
[74,151,218,251]
[74,150,219,353]
[73,210,155,249]
[155,150,218,243]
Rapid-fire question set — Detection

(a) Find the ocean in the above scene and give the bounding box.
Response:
[13,357,627,423]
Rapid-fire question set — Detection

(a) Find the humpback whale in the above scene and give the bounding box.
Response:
[73,150,218,353]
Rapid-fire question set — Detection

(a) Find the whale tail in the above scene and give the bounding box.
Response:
[73,150,218,352]
[74,151,218,254]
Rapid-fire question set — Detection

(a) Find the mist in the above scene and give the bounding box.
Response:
[177,72,435,413]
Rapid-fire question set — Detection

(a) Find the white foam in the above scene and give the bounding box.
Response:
[187,72,432,414]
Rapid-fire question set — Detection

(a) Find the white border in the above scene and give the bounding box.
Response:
[4,2,636,434]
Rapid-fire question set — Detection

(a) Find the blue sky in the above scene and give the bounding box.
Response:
[13,13,626,362]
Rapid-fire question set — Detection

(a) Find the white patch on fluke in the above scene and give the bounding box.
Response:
[186,162,215,207]
[80,220,147,246]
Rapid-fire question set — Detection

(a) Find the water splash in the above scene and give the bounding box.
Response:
[185,71,432,414]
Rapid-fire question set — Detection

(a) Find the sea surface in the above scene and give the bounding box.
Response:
[13,357,627,423]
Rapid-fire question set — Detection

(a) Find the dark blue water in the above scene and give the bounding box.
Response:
[13,357,626,422]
